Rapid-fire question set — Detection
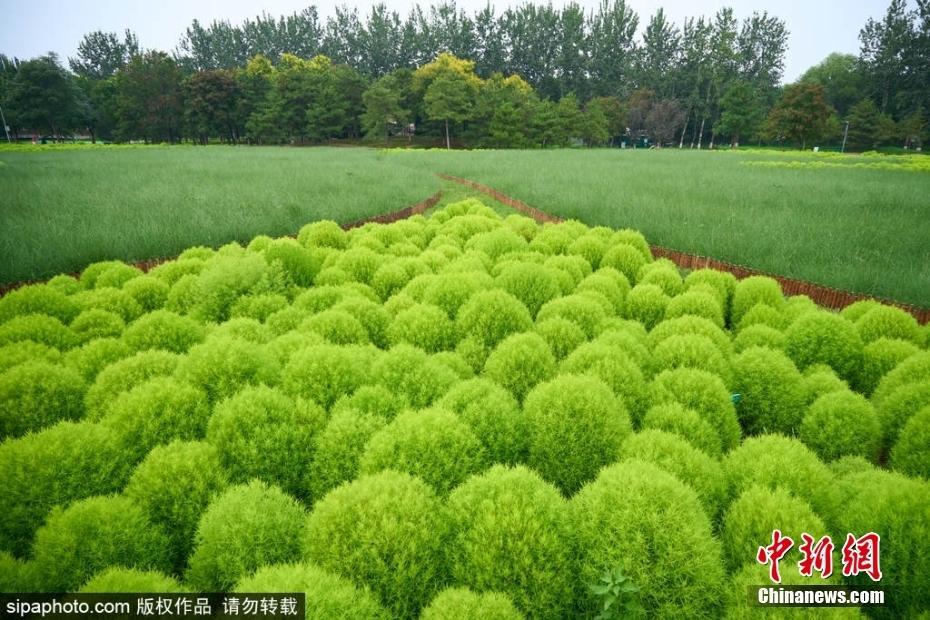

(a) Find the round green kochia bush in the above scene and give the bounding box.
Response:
[70,309,125,343]
[534,317,586,360]
[282,344,375,410]
[594,328,654,376]
[854,305,922,345]
[122,310,205,353]
[371,345,457,409]
[85,262,142,289]
[665,289,725,328]
[209,317,272,344]
[0,421,132,557]
[230,292,289,322]
[207,386,326,500]
[262,238,321,288]
[575,270,630,315]
[165,274,203,314]
[567,234,607,269]
[188,254,281,323]
[359,408,487,495]
[685,269,736,312]
[439,378,528,465]
[31,495,171,592]
[624,283,670,330]
[524,375,631,495]
[100,377,211,460]
[560,343,648,422]
[571,460,725,618]
[79,567,185,593]
[785,311,863,383]
[736,302,787,332]
[388,303,455,352]
[84,350,181,418]
[536,294,609,338]
[421,588,524,620]
[332,384,405,420]
[641,403,723,458]
[122,275,170,313]
[620,430,727,519]
[0,361,86,439]
[648,368,742,452]
[723,435,836,525]
[730,276,784,326]
[648,315,733,358]
[432,351,474,379]
[0,314,78,350]
[802,364,849,403]
[302,471,448,619]
[482,332,556,402]
[309,408,388,500]
[456,289,533,349]
[871,351,930,407]
[634,258,676,288]
[298,220,348,249]
[421,273,492,319]
[298,309,369,345]
[72,287,144,323]
[0,284,79,325]
[186,480,305,591]
[876,381,930,453]
[833,469,930,616]
[890,405,930,479]
[235,563,389,620]
[465,227,527,259]
[799,391,880,462]
[732,324,786,353]
[333,293,392,349]
[444,466,573,619]
[0,340,61,373]
[495,262,562,318]
[856,337,920,395]
[124,441,228,571]
[720,485,828,572]
[600,243,648,284]
[651,333,732,386]
[176,336,280,403]
[731,346,807,436]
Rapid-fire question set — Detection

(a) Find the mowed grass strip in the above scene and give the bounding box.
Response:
[0,146,437,284]
[391,148,930,307]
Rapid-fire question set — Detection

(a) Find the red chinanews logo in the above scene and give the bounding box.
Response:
[757,531,882,583]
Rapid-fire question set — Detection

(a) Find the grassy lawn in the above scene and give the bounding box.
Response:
[0,146,438,285]
[392,148,930,307]
[2,145,928,307]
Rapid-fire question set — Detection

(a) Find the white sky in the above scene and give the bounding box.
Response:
[0,0,897,82]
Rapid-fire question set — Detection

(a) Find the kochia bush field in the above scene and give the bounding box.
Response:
[0,201,925,616]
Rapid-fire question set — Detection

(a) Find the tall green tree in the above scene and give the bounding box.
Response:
[362,74,409,142]
[423,70,476,148]
[845,98,897,151]
[69,30,139,80]
[184,69,241,144]
[716,80,764,146]
[6,54,82,138]
[765,82,834,149]
[799,53,865,117]
[115,51,184,143]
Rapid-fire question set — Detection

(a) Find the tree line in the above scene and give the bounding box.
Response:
[0,0,926,150]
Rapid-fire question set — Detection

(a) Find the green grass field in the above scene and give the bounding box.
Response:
[2,145,928,306]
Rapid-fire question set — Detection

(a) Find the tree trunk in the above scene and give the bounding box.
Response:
[445,119,450,150]
[679,112,689,149]
[696,116,706,149]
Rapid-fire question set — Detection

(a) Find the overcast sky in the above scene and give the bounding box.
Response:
[2,0,894,82]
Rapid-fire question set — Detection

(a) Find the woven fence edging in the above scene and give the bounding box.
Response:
[438,173,930,325]
[0,190,443,299]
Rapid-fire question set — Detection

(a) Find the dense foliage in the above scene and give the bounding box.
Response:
[0,201,927,616]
